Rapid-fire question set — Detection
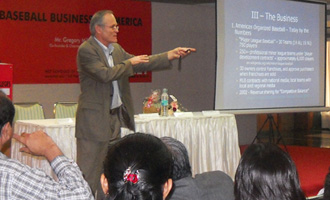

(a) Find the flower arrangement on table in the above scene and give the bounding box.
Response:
[143,89,187,115]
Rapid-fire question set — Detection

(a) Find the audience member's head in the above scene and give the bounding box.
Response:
[234,143,306,200]
[0,91,15,139]
[324,168,330,200]
[161,136,235,200]
[101,133,173,200]
[161,136,192,181]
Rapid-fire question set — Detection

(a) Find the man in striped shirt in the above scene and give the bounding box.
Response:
[0,91,93,200]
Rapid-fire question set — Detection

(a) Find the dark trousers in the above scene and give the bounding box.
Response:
[77,138,108,200]
[77,109,121,200]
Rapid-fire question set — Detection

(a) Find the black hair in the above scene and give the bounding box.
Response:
[160,137,192,181]
[0,91,15,135]
[103,132,172,200]
[234,143,306,200]
[324,168,330,200]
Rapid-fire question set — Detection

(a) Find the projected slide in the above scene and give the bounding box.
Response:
[215,0,326,112]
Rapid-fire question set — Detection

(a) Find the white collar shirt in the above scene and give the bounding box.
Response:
[94,37,122,109]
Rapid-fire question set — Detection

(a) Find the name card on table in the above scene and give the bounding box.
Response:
[202,110,221,116]
[174,112,194,117]
[138,113,160,118]
[56,118,74,124]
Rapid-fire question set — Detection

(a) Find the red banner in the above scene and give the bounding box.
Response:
[0,0,151,84]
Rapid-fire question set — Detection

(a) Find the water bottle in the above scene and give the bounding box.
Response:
[161,88,169,116]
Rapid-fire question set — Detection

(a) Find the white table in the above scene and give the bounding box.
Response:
[122,112,241,179]
[11,118,76,179]
[11,113,241,180]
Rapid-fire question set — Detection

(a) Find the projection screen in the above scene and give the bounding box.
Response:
[215,0,327,114]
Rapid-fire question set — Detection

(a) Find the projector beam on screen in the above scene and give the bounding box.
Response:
[215,0,327,114]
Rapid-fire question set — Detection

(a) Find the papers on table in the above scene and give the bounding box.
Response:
[202,110,221,116]
[137,111,222,119]
[138,113,160,118]
[55,118,74,124]
[174,112,194,117]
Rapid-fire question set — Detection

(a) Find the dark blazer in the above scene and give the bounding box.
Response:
[168,171,235,200]
[76,36,171,141]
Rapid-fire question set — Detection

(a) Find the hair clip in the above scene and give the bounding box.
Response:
[123,167,139,184]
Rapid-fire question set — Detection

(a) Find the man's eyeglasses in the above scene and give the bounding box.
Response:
[101,24,119,31]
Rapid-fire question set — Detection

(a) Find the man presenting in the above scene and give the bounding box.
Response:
[75,9,195,198]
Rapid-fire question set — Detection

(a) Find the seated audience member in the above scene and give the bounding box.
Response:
[100,133,173,200]
[324,168,330,200]
[0,91,93,199]
[161,136,235,200]
[234,143,306,200]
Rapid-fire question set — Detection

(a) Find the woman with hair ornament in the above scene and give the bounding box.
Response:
[100,132,173,200]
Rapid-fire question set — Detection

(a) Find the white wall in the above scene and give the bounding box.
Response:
[12,2,256,145]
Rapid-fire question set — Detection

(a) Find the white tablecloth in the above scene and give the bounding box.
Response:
[11,118,76,179]
[11,113,241,180]
[122,112,241,179]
